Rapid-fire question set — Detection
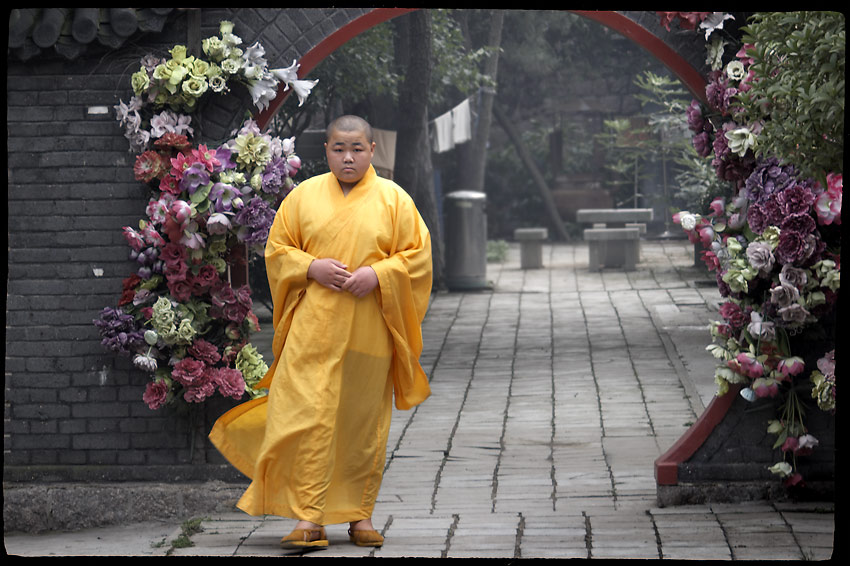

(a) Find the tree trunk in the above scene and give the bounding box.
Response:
[456,10,504,192]
[493,104,569,241]
[393,11,445,289]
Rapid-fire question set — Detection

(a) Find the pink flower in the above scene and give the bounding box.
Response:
[169,152,196,181]
[814,175,842,226]
[143,380,170,410]
[168,278,192,302]
[172,357,206,387]
[183,377,216,403]
[141,224,165,248]
[159,174,181,196]
[784,473,804,488]
[777,357,805,378]
[753,379,778,398]
[188,338,221,366]
[170,200,192,225]
[213,367,245,399]
[122,226,146,251]
[146,198,170,225]
[709,197,726,217]
[190,264,220,293]
[719,301,750,329]
[781,436,798,453]
[191,144,221,172]
[701,250,720,271]
[697,223,715,245]
[736,352,765,378]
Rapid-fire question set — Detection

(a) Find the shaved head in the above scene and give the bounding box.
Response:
[326,115,373,144]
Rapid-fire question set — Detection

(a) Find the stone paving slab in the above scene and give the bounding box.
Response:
[4,241,835,559]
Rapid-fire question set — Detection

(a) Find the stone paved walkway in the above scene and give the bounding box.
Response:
[4,241,835,559]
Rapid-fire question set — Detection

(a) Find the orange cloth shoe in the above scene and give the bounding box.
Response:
[280,527,329,549]
[348,528,384,547]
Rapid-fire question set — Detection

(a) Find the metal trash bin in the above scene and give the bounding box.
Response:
[444,190,488,290]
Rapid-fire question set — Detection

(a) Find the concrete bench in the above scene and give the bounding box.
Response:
[584,227,641,271]
[577,208,653,272]
[514,227,548,269]
[576,208,654,226]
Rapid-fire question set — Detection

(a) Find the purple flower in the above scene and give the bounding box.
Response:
[775,230,807,265]
[209,182,242,213]
[179,162,210,194]
[747,203,769,234]
[686,100,708,132]
[745,157,797,204]
[93,307,145,355]
[780,212,816,235]
[705,73,736,114]
[692,131,712,157]
[777,182,817,216]
[213,147,237,171]
[261,157,287,194]
[234,197,275,245]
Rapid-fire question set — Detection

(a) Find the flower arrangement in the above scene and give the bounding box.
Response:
[664,12,841,487]
[96,21,317,410]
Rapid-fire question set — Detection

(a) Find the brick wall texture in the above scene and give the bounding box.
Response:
[5,9,706,482]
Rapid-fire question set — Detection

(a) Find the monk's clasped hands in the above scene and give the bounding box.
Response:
[307,258,378,298]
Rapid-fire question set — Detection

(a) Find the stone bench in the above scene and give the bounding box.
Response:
[577,208,653,272]
[576,208,654,226]
[513,227,548,269]
[584,227,641,271]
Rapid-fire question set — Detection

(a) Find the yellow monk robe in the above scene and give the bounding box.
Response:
[209,165,432,525]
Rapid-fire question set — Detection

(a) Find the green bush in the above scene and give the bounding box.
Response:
[735,11,845,183]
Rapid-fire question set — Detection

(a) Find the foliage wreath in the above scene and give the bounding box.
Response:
[94,21,318,410]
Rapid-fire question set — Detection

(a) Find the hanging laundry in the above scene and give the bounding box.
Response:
[371,128,397,178]
[430,109,454,153]
[451,98,472,146]
[429,97,473,154]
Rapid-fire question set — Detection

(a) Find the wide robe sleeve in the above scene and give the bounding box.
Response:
[370,189,433,410]
[254,188,315,391]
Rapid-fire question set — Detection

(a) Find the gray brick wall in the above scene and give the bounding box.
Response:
[5,8,368,482]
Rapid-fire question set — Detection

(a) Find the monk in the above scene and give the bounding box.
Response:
[209,115,433,550]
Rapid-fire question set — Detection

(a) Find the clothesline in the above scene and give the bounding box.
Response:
[370,95,477,178]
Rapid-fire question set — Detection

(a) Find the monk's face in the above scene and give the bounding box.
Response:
[325,128,375,191]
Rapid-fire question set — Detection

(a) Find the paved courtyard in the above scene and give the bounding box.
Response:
[5,240,835,559]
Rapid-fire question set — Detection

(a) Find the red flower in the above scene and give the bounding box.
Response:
[154,133,191,153]
[191,144,221,172]
[159,174,181,196]
[169,152,197,181]
[188,338,222,366]
[172,357,206,387]
[143,380,170,410]
[134,151,168,183]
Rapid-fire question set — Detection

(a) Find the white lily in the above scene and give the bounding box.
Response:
[247,76,279,112]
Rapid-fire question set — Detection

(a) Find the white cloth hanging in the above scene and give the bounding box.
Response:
[371,128,397,178]
[429,97,473,154]
[431,110,454,153]
[451,98,472,146]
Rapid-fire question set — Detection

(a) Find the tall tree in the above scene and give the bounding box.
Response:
[454,10,505,192]
[392,11,445,288]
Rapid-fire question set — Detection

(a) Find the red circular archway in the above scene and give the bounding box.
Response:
[255,9,708,130]
[251,9,729,491]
